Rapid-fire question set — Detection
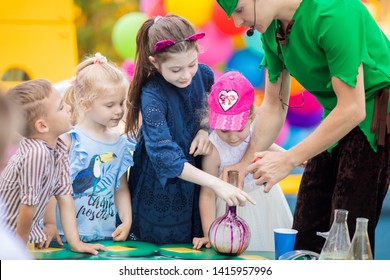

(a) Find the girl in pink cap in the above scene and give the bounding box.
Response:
[193,71,293,251]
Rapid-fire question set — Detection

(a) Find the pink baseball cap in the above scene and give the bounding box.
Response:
[208,71,254,131]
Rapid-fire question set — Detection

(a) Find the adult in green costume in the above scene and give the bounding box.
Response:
[217,0,390,256]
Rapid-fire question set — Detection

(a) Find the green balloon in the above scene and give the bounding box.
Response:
[112,12,147,59]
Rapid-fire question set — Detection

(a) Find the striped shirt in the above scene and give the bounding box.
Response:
[0,138,73,243]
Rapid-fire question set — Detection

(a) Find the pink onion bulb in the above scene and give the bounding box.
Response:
[209,170,250,255]
[208,205,251,255]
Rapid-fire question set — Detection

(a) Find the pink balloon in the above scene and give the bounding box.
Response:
[198,22,234,67]
[139,0,158,13]
[275,121,290,146]
[213,68,224,81]
[140,0,158,13]
[288,90,322,115]
[122,59,135,81]
[139,0,165,16]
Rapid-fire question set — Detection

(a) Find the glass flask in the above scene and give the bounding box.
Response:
[318,209,351,260]
[278,250,320,260]
[208,170,251,255]
[346,218,373,260]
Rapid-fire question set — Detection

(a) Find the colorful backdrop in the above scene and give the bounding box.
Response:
[1,0,389,151]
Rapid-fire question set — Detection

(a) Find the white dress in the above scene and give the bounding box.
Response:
[209,127,293,251]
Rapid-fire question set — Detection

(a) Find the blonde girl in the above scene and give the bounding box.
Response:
[56,53,135,242]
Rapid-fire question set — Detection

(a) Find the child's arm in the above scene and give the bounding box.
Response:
[39,196,63,248]
[112,173,132,241]
[16,204,37,244]
[189,129,212,157]
[56,194,107,254]
[193,145,220,249]
[179,163,256,207]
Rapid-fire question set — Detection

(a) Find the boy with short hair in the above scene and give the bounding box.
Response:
[0,79,106,255]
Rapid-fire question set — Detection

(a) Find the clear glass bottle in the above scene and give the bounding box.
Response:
[346,218,373,260]
[208,170,251,255]
[318,209,351,260]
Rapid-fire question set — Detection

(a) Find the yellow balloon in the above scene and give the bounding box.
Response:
[164,0,214,26]
[232,34,246,49]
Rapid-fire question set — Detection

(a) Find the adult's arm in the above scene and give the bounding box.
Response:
[249,64,366,191]
[220,69,290,187]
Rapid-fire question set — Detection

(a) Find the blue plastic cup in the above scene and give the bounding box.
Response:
[274,228,298,260]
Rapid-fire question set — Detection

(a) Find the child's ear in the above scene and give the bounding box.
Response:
[34,118,49,134]
[79,98,91,112]
[247,113,256,124]
[148,56,159,70]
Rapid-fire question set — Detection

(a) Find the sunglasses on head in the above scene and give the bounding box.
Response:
[154,32,205,54]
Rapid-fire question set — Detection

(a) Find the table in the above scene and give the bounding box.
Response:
[30,240,274,260]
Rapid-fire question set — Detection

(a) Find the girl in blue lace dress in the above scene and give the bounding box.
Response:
[125,15,255,244]
[55,53,136,242]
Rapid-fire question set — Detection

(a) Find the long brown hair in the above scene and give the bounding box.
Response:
[125,14,200,139]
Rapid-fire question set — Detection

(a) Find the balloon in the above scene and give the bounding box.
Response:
[290,77,304,97]
[112,12,147,60]
[232,34,246,49]
[288,90,323,115]
[244,30,264,56]
[164,0,214,26]
[211,2,246,35]
[122,59,135,81]
[213,68,224,81]
[254,89,264,107]
[139,0,158,13]
[286,107,323,128]
[275,121,290,146]
[198,22,234,67]
[226,49,265,88]
[282,125,316,150]
[145,0,166,17]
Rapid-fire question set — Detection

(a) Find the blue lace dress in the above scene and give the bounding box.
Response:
[127,64,214,244]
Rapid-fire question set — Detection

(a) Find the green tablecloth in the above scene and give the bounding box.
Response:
[30,240,274,260]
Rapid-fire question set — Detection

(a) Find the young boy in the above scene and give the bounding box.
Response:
[0,79,106,255]
[0,90,33,259]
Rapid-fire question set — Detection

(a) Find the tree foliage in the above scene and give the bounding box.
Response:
[74,0,139,62]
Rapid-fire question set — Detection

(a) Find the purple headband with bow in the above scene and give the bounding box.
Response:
[153,32,205,54]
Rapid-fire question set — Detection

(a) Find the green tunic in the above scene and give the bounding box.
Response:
[260,0,390,151]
